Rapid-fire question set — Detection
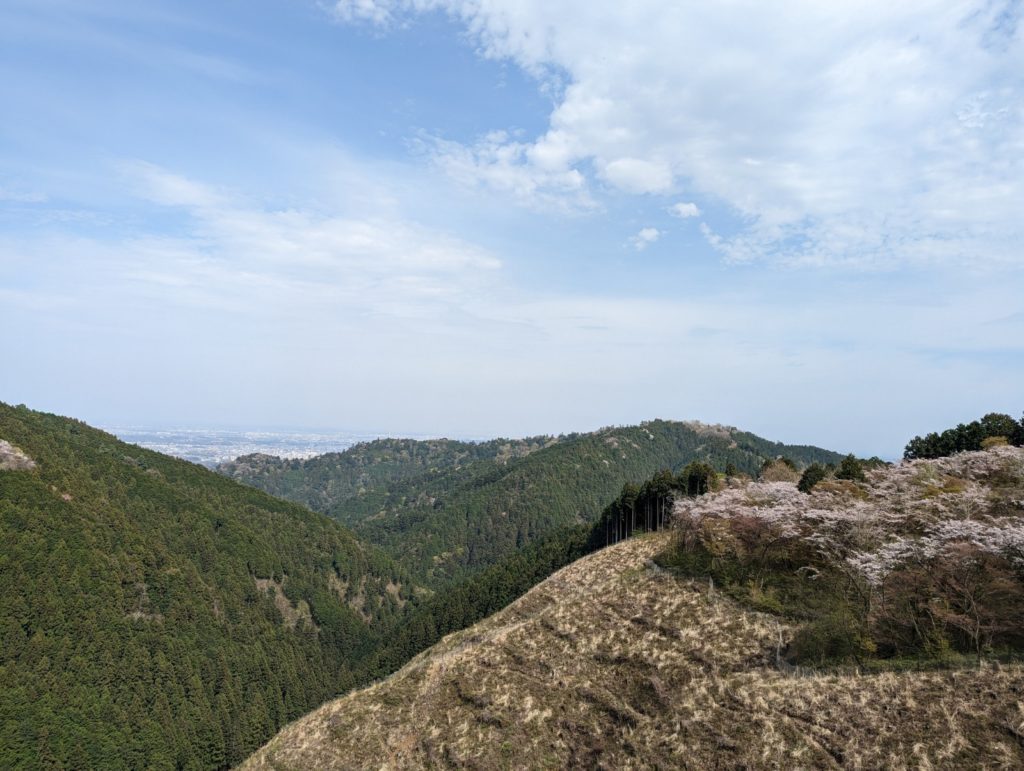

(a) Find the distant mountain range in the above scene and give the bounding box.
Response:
[218,420,844,586]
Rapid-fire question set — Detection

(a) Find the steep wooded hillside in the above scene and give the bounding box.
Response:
[0,403,412,770]
[222,420,843,585]
[218,435,555,519]
[245,532,1024,770]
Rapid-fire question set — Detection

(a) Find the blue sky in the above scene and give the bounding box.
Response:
[1,0,1022,456]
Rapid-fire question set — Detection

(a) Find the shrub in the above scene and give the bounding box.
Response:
[787,609,870,666]
[835,454,866,482]
[759,459,800,483]
[797,463,829,493]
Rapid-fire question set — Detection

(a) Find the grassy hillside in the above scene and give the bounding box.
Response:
[244,533,1024,770]
[222,420,843,585]
[0,403,413,770]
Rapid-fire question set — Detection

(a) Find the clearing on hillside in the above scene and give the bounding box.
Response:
[0,439,35,471]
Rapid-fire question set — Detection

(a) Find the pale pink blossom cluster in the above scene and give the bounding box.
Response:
[672,446,1024,586]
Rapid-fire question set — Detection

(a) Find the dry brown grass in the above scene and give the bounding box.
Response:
[242,534,1024,770]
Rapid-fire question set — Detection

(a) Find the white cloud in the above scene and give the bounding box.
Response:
[343,1,1024,267]
[423,132,594,213]
[126,161,225,208]
[329,0,398,25]
[630,227,660,250]
[102,162,502,316]
[669,202,700,219]
[601,158,672,195]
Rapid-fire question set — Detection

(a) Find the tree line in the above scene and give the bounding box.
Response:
[904,412,1024,460]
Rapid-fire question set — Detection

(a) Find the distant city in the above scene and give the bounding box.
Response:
[104,427,397,467]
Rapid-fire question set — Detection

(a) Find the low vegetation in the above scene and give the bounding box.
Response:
[364,460,724,679]
[244,534,1024,769]
[662,445,1024,667]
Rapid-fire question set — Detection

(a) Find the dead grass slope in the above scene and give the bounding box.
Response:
[243,533,1024,770]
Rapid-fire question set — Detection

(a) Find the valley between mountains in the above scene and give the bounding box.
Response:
[2,402,1023,769]
[245,444,1024,770]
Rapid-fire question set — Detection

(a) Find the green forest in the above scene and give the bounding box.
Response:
[0,403,411,769]
[1,404,844,769]
[221,421,842,586]
[903,412,1024,459]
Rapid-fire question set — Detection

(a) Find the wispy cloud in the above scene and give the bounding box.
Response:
[422,132,595,214]
[669,202,699,219]
[0,185,48,203]
[5,161,503,321]
[629,227,660,250]
[338,1,1024,268]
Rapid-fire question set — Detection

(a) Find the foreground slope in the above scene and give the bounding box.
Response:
[0,403,411,769]
[223,421,843,585]
[245,533,1024,769]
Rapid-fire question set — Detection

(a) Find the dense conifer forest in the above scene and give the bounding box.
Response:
[0,403,412,769]
[904,412,1024,460]
[221,421,843,586]
[0,404,843,769]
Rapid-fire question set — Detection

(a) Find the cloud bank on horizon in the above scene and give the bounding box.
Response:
[0,0,1021,456]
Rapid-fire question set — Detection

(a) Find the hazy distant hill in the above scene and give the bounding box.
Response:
[220,420,843,585]
[0,403,413,769]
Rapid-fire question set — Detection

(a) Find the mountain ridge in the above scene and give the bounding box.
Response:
[220,419,844,586]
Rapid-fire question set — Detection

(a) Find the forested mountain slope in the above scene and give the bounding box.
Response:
[245,530,1024,770]
[218,435,554,520]
[0,403,413,770]
[221,420,842,585]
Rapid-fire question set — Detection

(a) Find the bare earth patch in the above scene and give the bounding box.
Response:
[243,532,1024,769]
[254,577,318,632]
[0,439,36,471]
